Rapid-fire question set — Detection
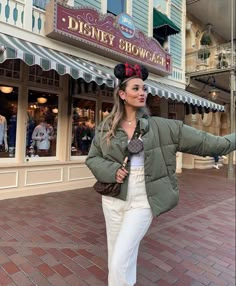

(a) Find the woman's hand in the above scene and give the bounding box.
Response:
[116,167,129,183]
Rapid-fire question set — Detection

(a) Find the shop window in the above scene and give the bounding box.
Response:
[0,86,18,158]
[71,98,96,156]
[168,100,177,119]
[29,66,60,87]
[101,102,113,120]
[33,0,50,10]
[26,90,58,158]
[0,59,20,79]
[107,0,126,15]
[72,79,99,95]
[147,95,161,116]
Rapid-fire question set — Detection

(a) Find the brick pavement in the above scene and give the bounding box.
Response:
[0,166,235,286]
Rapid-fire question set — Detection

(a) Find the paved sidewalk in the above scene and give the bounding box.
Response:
[0,166,235,286]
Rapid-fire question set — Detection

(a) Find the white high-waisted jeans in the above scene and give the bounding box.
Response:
[102,167,153,286]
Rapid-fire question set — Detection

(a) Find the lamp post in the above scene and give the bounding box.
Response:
[227,0,235,179]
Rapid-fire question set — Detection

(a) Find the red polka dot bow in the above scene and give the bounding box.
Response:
[124,63,142,78]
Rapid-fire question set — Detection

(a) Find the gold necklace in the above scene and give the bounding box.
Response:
[124,118,136,125]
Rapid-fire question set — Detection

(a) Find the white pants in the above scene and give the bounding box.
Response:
[102,167,153,286]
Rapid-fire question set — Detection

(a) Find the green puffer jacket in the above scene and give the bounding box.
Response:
[86,113,235,217]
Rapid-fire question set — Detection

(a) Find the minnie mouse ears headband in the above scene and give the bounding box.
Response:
[114,62,149,82]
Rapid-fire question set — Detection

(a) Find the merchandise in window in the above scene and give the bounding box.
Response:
[101,102,113,120]
[0,86,18,158]
[71,98,96,156]
[146,95,161,116]
[26,90,58,158]
[107,0,126,15]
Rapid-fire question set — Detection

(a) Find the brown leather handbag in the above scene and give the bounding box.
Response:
[93,181,121,196]
[93,157,128,197]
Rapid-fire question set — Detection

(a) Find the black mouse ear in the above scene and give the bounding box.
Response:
[114,63,126,81]
[114,62,149,81]
[140,65,149,81]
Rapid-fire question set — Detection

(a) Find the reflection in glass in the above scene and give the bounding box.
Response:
[102,102,113,120]
[0,86,18,158]
[26,90,58,158]
[71,98,96,156]
[107,0,126,15]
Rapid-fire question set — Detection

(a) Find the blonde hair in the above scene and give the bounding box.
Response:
[101,76,149,144]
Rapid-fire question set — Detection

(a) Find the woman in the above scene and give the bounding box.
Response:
[86,62,235,286]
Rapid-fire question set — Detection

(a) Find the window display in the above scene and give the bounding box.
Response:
[147,95,161,116]
[101,102,113,120]
[26,90,58,158]
[71,98,96,156]
[0,86,18,158]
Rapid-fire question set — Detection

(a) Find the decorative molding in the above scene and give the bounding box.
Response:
[0,170,18,189]
[68,165,93,181]
[25,167,63,186]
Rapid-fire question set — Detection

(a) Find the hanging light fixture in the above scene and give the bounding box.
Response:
[0,86,13,94]
[208,76,220,100]
[52,107,58,114]
[37,97,47,104]
[209,87,220,100]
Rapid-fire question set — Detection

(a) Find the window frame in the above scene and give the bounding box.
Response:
[107,0,127,16]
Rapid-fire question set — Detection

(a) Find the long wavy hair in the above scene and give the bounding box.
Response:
[101,76,149,144]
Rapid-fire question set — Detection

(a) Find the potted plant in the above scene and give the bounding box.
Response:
[198,32,212,60]
[198,49,211,61]
[200,32,212,46]
[217,52,228,69]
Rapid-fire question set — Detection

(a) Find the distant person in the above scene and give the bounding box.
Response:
[31,117,54,156]
[213,155,220,169]
[75,121,91,155]
[213,155,227,169]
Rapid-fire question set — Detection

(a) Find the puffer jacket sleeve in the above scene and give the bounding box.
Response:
[177,122,236,156]
[85,133,122,183]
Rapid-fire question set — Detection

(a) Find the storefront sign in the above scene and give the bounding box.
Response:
[45,1,172,75]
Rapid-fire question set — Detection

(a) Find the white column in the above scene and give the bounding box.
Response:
[16,62,29,163]
[24,0,33,31]
[126,0,133,15]
[100,0,107,14]
[148,0,154,37]
[67,0,74,6]
[227,0,235,179]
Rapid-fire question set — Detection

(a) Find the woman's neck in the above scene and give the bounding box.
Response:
[123,109,137,126]
[124,107,137,121]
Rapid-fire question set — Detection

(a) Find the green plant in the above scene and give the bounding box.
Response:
[218,52,226,61]
[217,52,228,68]
[198,49,211,60]
[200,32,212,46]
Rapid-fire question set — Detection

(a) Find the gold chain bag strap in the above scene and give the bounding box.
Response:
[93,157,128,197]
[127,121,143,154]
